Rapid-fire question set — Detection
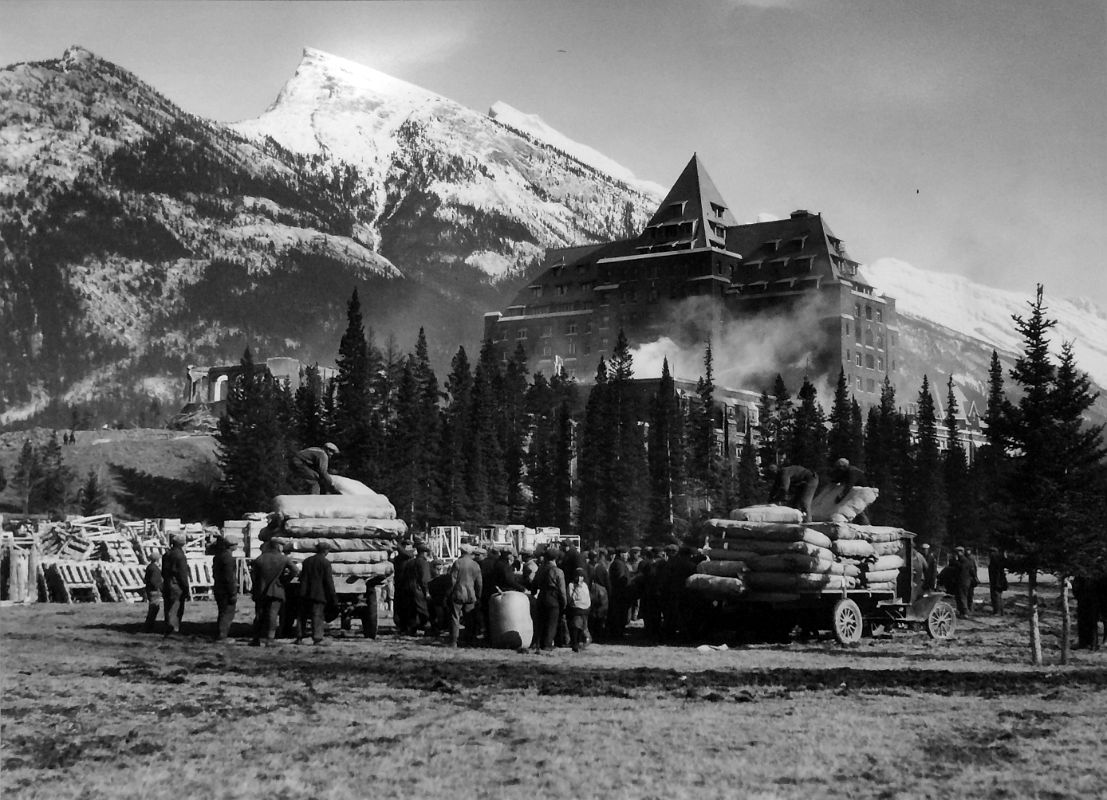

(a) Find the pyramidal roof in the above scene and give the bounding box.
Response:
[638,154,737,251]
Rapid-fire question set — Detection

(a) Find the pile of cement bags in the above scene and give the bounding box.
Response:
[270,487,406,581]
[809,522,906,592]
[809,483,879,523]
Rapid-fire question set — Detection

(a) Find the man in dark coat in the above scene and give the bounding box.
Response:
[919,543,938,591]
[297,542,337,645]
[446,545,483,647]
[767,463,819,522]
[591,548,611,594]
[490,548,527,594]
[143,557,163,633]
[478,547,500,640]
[210,533,238,641]
[395,544,433,635]
[289,443,340,494]
[531,550,566,651]
[392,543,415,632]
[251,539,296,646]
[661,545,699,642]
[829,458,872,524]
[987,547,1008,615]
[951,547,978,618]
[607,548,631,638]
[561,544,587,581]
[1073,571,1103,651]
[160,533,190,635]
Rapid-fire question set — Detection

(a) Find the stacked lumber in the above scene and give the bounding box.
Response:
[270,488,404,585]
[702,517,861,599]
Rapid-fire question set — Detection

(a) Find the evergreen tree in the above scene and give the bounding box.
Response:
[470,339,508,522]
[648,359,685,541]
[552,399,574,535]
[943,376,973,547]
[905,376,947,544]
[216,348,291,517]
[605,332,648,545]
[412,328,442,527]
[827,368,854,466]
[78,468,107,517]
[689,341,718,508]
[790,376,827,474]
[386,357,423,525]
[12,439,43,515]
[34,430,71,514]
[333,290,378,486]
[438,346,474,521]
[865,377,906,526]
[575,359,611,542]
[501,342,530,523]
[293,364,327,449]
[736,430,767,507]
[849,399,866,469]
[772,375,795,463]
[973,349,1012,550]
[0,464,6,494]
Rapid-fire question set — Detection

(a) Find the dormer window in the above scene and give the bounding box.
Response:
[710,202,726,219]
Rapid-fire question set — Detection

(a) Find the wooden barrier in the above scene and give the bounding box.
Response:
[188,558,215,600]
[45,560,102,603]
[99,563,147,603]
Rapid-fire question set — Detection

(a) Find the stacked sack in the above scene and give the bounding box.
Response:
[809,483,879,523]
[809,522,906,592]
[270,488,406,584]
[701,505,861,601]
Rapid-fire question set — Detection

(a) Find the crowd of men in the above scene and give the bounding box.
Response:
[138,525,1107,653]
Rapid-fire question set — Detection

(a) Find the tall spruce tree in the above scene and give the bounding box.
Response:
[386,357,423,525]
[216,348,291,517]
[470,339,508,522]
[849,399,866,468]
[12,439,42,515]
[906,375,947,544]
[648,359,684,541]
[943,376,973,547]
[293,364,327,449]
[827,368,854,465]
[737,430,767,507]
[575,359,611,542]
[865,377,906,526]
[790,376,827,474]
[438,346,474,522]
[412,329,442,526]
[333,290,378,485]
[552,398,574,535]
[78,468,107,517]
[501,341,530,523]
[605,332,648,544]
[973,349,1012,550]
[689,341,718,509]
[34,430,71,514]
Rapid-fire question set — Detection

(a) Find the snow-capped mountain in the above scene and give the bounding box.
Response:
[1,45,1103,431]
[232,47,662,281]
[0,46,661,425]
[862,259,1107,396]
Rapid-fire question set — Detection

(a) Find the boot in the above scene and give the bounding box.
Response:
[449,620,460,648]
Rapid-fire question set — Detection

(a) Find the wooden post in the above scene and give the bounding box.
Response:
[1059,575,1072,665]
[1028,568,1043,666]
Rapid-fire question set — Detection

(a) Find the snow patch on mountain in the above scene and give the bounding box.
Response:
[487,102,665,198]
[862,258,1107,390]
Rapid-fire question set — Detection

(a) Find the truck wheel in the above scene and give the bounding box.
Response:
[361,587,379,639]
[925,601,956,640]
[832,598,863,645]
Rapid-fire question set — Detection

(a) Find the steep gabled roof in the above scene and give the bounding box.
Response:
[637,154,737,252]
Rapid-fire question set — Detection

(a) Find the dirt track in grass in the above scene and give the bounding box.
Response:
[3,588,1105,800]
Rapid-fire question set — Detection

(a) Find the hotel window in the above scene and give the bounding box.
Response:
[557,284,568,296]
[844,321,851,336]
[865,305,873,320]
[516,329,528,340]
[542,344,552,356]
[855,353,863,367]
[584,321,593,335]
[855,302,862,318]
[876,309,883,322]
[583,340,591,355]
[891,333,898,347]
[877,333,885,348]
[856,376,863,391]
[877,357,884,371]
[542,326,552,338]
[865,354,875,369]
[567,340,577,355]
[601,337,610,350]
[865,330,874,346]
[567,322,577,335]
[855,324,862,341]
[531,286,543,298]
[866,378,876,393]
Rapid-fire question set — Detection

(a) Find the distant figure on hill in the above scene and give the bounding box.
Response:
[766,463,819,522]
[160,533,190,635]
[289,443,340,494]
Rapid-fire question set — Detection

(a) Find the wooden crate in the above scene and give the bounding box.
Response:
[45,560,102,603]
[187,558,215,600]
[97,537,140,564]
[98,563,147,603]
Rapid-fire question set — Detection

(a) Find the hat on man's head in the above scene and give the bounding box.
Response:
[954,546,965,553]
[315,541,333,553]
[664,543,679,554]
[835,457,850,469]
[170,532,188,546]
[459,544,474,555]
[323,442,339,454]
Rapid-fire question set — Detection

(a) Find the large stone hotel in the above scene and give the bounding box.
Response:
[483,155,899,403]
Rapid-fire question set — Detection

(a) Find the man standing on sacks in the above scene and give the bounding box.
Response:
[297,541,338,646]
[289,442,340,495]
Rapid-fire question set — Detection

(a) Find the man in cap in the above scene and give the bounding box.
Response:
[297,541,337,645]
[828,458,872,524]
[289,442,340,494]
[491,547,527,594]
[160,532,190,635]
[661,545,698,643]
[478,546,500,641]
[951,546,978,618]
[250,538,296,646]
[607,547,631,638]
[446,544,482,647]
[209,532,239,641]
[142,554,163,633]
[919,543,938,591]
[987,547,1008,616]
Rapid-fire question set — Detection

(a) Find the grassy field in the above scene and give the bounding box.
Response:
[2,586,1104,800]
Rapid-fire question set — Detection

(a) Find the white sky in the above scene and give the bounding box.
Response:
[4,0,1106,309]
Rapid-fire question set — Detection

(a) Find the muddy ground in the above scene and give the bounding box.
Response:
[2,585,1104,800]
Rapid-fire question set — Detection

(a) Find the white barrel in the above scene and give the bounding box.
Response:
[488,591,533,649]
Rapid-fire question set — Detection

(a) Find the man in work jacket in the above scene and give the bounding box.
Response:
[160,533,190,635]
[209,533,238,641]
[297,541,337,645]
[766,463,819,522]
[446,545,482,647]
[251,539,296,646]
[289,442,340,494]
